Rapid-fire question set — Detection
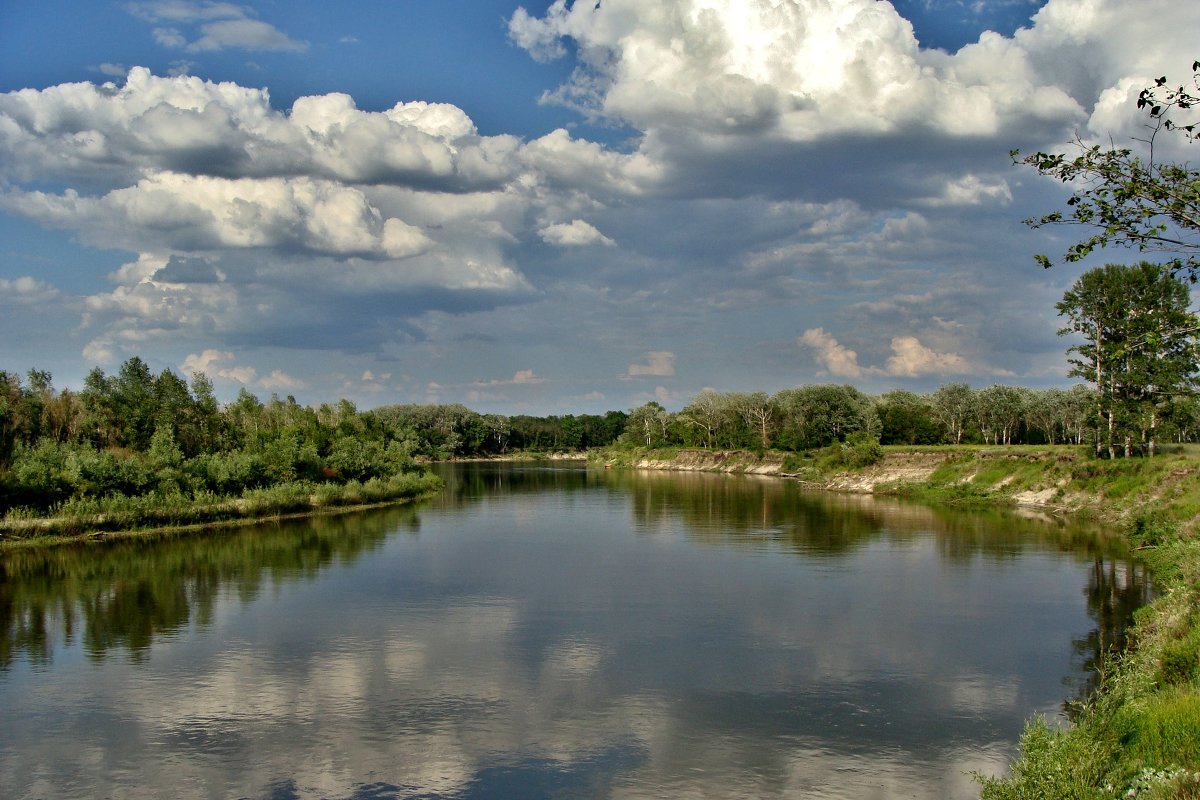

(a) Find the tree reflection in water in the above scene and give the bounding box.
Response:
[1068,557,1153,712]
[0,505,421,668]
[0,463,1154,800]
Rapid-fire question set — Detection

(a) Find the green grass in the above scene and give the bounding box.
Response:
[975,717,1114,800]
[1113,690,1200,770]
[981,525,1200,799]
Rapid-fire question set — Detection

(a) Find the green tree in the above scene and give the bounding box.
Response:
[876,390,942,445]
[148,424,187,494]
[678,391,735,449]
[0,371,20,464]
[188,372,223,452]
[1015,60,1200,277]
[975,385,1027,446]
[1058,262,1200,457]
[326,435,386,482]
[1024,388,1070,445]
[728,391,775,449]
[481,414,511,453]
[226,388,265,448]
[771,385,876,450]
[621,402,673,448]
[931,383,974,445]
[1062,384,1094,445]
[114,357,158,451]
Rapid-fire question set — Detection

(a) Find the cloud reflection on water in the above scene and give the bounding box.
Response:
[0,464,1152,799]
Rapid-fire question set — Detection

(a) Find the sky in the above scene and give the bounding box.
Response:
[1,0,1197,415]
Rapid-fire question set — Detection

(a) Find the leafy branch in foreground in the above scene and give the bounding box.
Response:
[1013,59,1200,279]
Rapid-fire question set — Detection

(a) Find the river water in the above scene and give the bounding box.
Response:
[0,462,1149,799]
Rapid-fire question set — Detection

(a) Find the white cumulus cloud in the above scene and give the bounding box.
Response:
[180,349,303,389]
[539,219,615,247]
[624,351,675,379]
[798,328,863,378]
[0,276,60,305]
[884,336,972,378]
[801,327,1009,379]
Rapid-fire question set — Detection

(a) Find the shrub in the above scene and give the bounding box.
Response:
[72,447,152,498]
[1132,512,1180,548]
[841,431,883,469]
[187,450,267,495]
[325,436,388,482]
[8,439,74,507]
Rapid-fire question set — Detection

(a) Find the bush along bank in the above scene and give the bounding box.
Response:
[596,443,1200,797]
[0,471,443,546]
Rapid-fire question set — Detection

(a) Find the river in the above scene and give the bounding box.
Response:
[0,462,1149,799]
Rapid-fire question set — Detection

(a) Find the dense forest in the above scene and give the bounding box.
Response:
[5,353,1200,518]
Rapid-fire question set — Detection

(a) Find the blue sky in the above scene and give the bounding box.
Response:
[1,0,1197,414]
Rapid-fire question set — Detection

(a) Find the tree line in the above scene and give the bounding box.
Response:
[0,358,627,512]
[4,258,1196,513]
[619,380,1200,454]
[619,261,1199,458]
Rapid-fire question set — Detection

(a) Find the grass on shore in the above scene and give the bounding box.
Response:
[978,526,1200,799]
[0,471,443,546]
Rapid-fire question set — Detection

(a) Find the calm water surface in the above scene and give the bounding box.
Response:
[0,463,1150,799]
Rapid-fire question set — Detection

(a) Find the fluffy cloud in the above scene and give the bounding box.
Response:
[798,328,863,379]
[507,0,1199,218]
[0,276,60,305]
[0,69,534,189]
[538,219,615,247]
[508,0,1093,141]
[128,2,307,53]
[624,351,676,379]
[884,336,974,378]
[918,174,1013,207]
[180,348,303,389]
[800,328,1000,379]
[5,173,433,259]
[0,68,647,369]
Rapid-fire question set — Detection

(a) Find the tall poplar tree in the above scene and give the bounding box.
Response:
[1057,262,1199,457]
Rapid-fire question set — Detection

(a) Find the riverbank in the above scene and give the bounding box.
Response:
[0,471,443,549]
[597,444,1200,797]
[597,445,1200,527]
[432,451,589,463]
[0,453,590,548]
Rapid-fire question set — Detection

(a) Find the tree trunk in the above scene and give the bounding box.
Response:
[1107,409,1116,460]
[1149,408,1157,457]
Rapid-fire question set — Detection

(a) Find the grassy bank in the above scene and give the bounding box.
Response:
[0,471,443,548]
[978,521,1200,799]
[597,444,1200,796]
